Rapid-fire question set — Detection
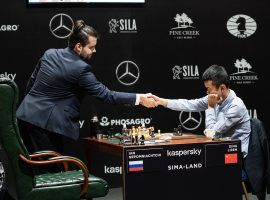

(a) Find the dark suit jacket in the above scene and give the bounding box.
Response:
[244,118,270,200]
[16,47,136,140]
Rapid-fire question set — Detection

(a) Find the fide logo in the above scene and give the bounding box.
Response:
[227,14,257,38]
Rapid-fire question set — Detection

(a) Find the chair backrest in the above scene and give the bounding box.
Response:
[0,78,34,199]
[244,118,269,200]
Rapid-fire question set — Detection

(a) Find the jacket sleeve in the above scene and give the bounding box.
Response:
[25,59,42,95]
[78,66,136,105]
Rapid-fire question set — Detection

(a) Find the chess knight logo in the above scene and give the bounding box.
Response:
[230,58,258,84]
[227,14,257,38]
[169,13,200,39]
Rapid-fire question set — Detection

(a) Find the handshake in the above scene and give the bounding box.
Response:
[139,93,167,108]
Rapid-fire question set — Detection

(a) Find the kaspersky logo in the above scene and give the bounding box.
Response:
[100,116,152,126]
[104,165,122,174]
[169,13,200,39]
[230,58,258,84]
[0,72,16,80]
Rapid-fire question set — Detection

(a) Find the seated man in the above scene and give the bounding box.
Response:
[152,64,250,157]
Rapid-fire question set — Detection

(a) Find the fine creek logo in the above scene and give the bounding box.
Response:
[169,13,200,39]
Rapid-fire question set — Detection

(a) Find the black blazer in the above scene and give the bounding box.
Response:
[244,118,270,200]
[16,47,136,140]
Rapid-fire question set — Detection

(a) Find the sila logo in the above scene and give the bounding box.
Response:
[248,109,257,119]
[169,13,200,39]
[109,19,137,33]
[0,72,16,80]
[230,58,258,84]
[172,65,200,80]
[227,14,257,38]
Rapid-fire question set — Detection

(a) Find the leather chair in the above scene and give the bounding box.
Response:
[0,78,109,200]
[242,118,270,200]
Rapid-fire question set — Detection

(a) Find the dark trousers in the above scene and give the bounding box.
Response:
[18,120,65,173]
[18,120,64,154]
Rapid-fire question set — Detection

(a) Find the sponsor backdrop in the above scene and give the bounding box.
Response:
[0,0,269,188]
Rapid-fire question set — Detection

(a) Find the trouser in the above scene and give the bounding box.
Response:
[18,120,65,173]
[18,119,64,154]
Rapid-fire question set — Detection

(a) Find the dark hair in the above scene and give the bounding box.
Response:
[68,20,99,49]
[202,64,230,88]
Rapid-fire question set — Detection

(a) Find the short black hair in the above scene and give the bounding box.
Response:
[68,20,99,49]
[202,65,230,88]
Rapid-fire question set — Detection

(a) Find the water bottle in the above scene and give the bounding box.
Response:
[90,115,100,138]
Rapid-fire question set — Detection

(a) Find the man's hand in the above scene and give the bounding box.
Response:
[150,94,168,107]
[208,94,222,108]
[139,93,158,108]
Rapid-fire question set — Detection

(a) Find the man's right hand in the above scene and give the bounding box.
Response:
[208,94,221,108]
[149,94,168,107]
[139,93,158,108]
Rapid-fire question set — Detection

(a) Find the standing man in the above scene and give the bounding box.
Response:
[17,20,157,154]
[151,65,250,157]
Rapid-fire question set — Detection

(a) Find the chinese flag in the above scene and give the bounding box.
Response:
[224,153,238,164]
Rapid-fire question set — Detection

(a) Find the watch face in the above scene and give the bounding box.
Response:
[0,162,4,190]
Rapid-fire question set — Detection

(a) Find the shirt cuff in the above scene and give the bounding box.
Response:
[135,94,140,105]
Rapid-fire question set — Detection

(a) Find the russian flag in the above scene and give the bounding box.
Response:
[129,160,144,172]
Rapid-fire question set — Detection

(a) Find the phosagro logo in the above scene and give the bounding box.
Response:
[109,18,137,34]
[100,116,152,127]
[104,165,122,175]
[0,24,20,32]
[172,65,200,80]
[230,58,258,84]
[0,72,16,80]
[227,14,257,38]
[169,13,200,39]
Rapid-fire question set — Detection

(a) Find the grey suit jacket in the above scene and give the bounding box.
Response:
[16,47,136,140]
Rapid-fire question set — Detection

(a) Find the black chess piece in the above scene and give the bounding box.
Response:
[135,135,139,145]
[140,135,145,145]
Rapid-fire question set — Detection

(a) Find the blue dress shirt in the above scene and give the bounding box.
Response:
[167,89,250,157]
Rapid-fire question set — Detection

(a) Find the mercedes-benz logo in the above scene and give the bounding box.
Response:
[179,111,202,131]
[49,13,74,39]
[116,61,140,86]
[0,162,5,190]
